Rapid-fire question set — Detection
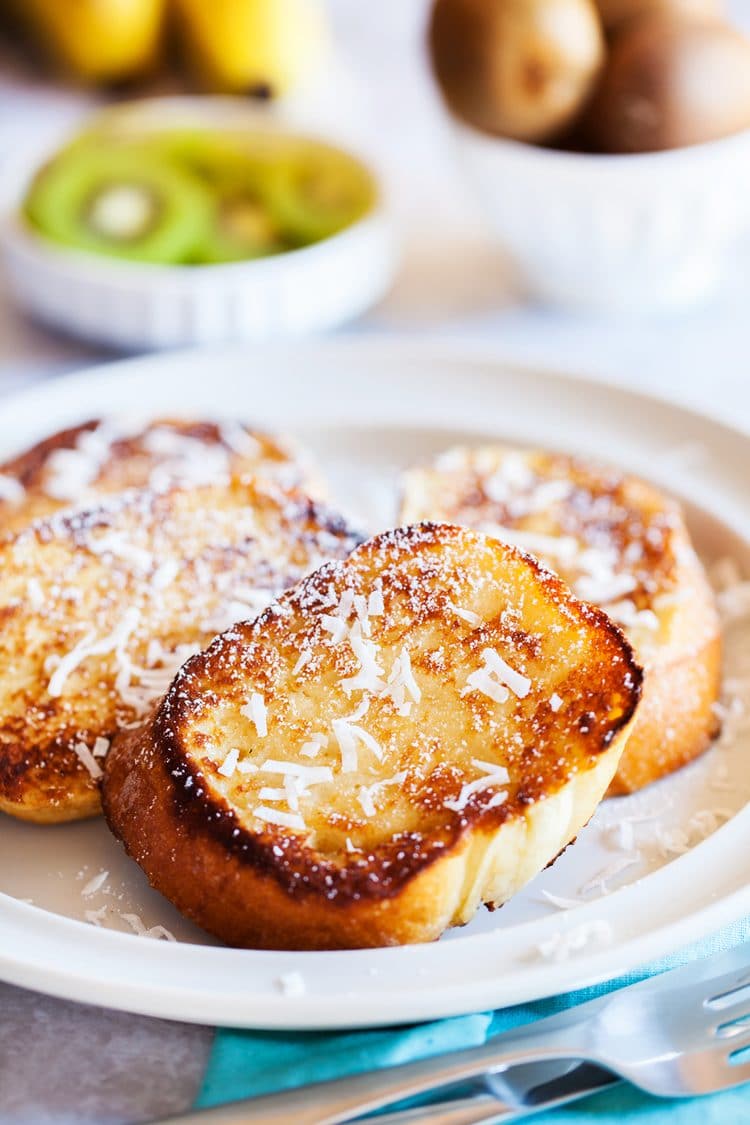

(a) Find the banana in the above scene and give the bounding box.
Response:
[172,0,329,96]
[16,0,166,84]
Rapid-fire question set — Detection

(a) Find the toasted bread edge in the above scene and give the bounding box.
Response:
[102,712,633,950]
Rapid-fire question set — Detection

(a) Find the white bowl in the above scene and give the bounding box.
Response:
[450,118,750,311]
[0,99,396,350]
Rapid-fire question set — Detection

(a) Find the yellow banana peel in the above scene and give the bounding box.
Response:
[172,0,329,96]
[18,0,166,84]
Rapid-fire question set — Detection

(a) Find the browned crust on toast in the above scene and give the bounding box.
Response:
[0,480,360,824]
[103,523,642,949]
[400,447,721,794]
[607,627,721,795]
[0,417,319,535]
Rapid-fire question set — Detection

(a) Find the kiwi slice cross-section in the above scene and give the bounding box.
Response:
[201,190,289,263]
[24,144,213,265]
[23,128,376,266]
[150,131,291,263]
[266,142,377,245]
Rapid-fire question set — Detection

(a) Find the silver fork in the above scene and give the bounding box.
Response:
[158,943,750,1125]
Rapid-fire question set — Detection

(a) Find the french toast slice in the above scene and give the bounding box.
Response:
[102,524,642,950]
[0,480,361,824]
[401,446,722,795]
[0,417,319,535]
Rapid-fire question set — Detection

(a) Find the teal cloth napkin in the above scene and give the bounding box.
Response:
[196,918,750,1121]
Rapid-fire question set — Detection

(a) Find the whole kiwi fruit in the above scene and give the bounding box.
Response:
[585,13,750,152]
[594,0,723,32]
[429,0,606,144]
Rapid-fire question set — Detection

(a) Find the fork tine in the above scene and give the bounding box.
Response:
[708,994,750,1025]
[704,976,750,1012]
[715,1014,750,1040]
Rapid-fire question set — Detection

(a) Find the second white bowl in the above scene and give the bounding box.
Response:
[451,120,750,311]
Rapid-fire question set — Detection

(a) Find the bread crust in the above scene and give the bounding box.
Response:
[103,524,642,950]
[0,481,360,824]
[400,447,721,794]
[0,417,319,535]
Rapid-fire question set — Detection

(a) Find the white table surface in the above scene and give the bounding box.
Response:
[1,2,750,1122]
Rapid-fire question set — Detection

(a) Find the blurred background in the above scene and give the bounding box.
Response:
[0,0,749,414]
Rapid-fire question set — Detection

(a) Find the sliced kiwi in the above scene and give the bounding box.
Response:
[266,142,376,245]
[146,128,257,187]
[24,144,213,265]
[145,130,290,263]
[196,191,289,264]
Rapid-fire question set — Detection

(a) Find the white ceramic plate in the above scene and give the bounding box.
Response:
[1,339,749,1030]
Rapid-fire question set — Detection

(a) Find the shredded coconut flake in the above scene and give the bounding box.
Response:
[151,559,180,590]
[448,601,483,628]
[218,747,240,778]
[259,786,287,802]
[383,647,421,715]
[445,760,509,814]
[81,870,108,897]
[537,920,612,962]
[358,787,377,817]
[242,692,268,738]
[320,614,349,645]
[87,532,154,574]
[47,607,141,698]
[73,741,104,781]
[255,806,306,831]
[120,912,176,941]
[220,422,261,457]
[576,571,637,605]
[341,622,386,695]
[92,736,110,758]
[367,585,384,615]
[114,640,200,715]
[257,761,333,785]
[605,599,659,631]
[331,718,382,770]
[293,649,312,676]
[332,718,358,773]
[300,732,328,759]
[284,776,300,811]
[539,890,583,910]
[580,854,640,896]
[462,648,530,704]
[347,698,370,723]
[26,578,44,610]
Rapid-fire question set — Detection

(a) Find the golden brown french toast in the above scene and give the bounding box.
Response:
[0,480,360,824]
[401,446,721,794]
[103,524,641,950]
[0,417,319,534]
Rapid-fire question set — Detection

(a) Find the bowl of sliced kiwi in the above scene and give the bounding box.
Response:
[1,98,395,349]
